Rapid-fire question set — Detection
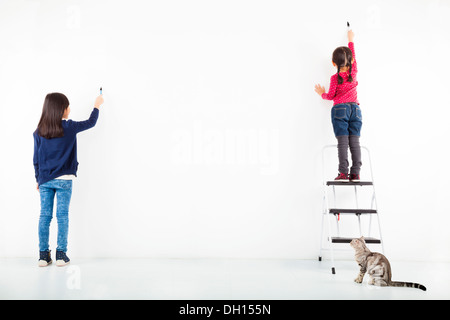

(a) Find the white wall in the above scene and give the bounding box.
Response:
[0,0,449,261]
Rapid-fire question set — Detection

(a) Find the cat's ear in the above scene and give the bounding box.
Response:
[360,236,365,242]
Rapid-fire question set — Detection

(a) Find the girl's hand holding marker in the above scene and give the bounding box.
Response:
[95,87,104,109]
[94,95,104,109]
[347,29,354,42]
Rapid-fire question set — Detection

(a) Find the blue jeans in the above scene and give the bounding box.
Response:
[331,103,362,137]
[38,179,72,252]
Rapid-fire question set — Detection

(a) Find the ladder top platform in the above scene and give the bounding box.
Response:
[326,181,373,186]
[329,208,377,214]
[331,237,381,244]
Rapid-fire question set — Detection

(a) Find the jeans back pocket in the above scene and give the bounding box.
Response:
[333,107,347,119]
[354,106,362,120]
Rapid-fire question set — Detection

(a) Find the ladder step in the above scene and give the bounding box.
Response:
[329,208,377,214]
[326,181,373,186]
[331,237,381,244]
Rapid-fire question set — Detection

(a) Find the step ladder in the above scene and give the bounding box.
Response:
[318,145,384,274]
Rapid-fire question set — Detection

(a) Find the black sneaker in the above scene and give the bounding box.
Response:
[350,173,360,182]
[56,250,70,267]
[38,250,52,267]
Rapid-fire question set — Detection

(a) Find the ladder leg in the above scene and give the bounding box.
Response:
[326,211,336,274]
[334,185,340,237]
[335,214,340,236]
[354,186,363,237]
[319,185,328,261]
[377,213,385,254]
[357,214,362,237]
[318,213,324,261]
[354,185,359,208]
[332,185,336,208]
[368,192,375,237]
[364,145,384,252]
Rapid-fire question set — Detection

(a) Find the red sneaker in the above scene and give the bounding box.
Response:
[350,174,360,182]
[334,172,349,182]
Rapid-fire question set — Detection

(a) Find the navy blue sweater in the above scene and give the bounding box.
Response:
[33,108,99,186]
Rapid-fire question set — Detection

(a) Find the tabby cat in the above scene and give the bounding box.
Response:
[350,237,426,291]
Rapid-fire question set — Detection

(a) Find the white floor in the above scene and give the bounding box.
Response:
[0,258,448,300]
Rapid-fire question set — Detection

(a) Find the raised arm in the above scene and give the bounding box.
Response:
[69,95,103,134]
[70,108,99,133]
[348,30,356,63]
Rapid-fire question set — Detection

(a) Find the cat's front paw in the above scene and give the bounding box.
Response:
[354,277,363,283]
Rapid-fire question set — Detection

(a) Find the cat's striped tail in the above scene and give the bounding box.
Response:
[390,281,426,291]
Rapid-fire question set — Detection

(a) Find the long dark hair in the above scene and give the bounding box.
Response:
[37,93,69,139]
[332,46,353,85]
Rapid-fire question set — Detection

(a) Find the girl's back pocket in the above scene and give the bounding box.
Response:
[354,106,362,120]
[333,107,347,119]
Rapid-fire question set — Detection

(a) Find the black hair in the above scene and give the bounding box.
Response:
[37,93,69,139]
[332,46,353,85]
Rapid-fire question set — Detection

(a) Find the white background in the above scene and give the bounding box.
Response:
[0,0,449,262]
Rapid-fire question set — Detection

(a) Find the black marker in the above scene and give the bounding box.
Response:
[347,21,351,31]
[100,87,103,95]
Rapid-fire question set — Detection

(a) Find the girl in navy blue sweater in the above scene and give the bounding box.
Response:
[33,92,103,266]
